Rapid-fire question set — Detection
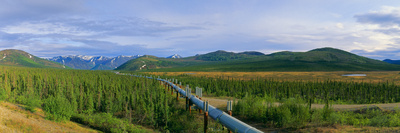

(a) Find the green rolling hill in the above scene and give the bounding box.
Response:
[115,47,400,72]
[194,50,264,61]
[0,49,67,68]
[116,55,182,71]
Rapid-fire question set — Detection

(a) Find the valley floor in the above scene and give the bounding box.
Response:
[143,71,400,132]
[203,96,400,132]
[3,95,399,133]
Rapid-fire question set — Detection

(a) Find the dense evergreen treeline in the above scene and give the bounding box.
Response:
[4,66,400,131]
[163,74,399,104]
[0,66,200,132]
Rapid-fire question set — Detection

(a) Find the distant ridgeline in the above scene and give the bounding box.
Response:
[3,48,398,71]
[116,47,400,72]
[0,49,66,68]
[383,59,400,65]
[194,50,265,61]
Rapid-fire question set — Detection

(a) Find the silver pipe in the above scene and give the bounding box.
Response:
[124,74,263,133]
[160,79,263,133]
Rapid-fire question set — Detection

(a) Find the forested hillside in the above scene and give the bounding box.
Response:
[0,66,199,132]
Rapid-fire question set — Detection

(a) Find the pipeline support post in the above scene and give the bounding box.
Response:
[186,85,192,113]
[197,87,203,113]
[204,112,208,133]
[196,96,199,112]
[199,97,202,114]
[185,96,188,111]
[204,101,209,133]
[189,99,192,113]
[227,100,233,133]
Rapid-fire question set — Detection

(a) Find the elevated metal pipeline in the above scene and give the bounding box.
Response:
[135,74,264,133]
[120,74,263,133]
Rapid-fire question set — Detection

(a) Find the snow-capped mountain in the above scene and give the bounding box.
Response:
[48,55,142,70]
[166,54,182,59]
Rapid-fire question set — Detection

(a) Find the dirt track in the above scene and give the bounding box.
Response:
[313,102,400,111]
[202,97,400,111]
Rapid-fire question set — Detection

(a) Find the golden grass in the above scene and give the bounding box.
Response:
[146,71,400,84]
[3,119,44,133]
[298,124,400,133]
[0,101,99,133]
[58,121,99,133]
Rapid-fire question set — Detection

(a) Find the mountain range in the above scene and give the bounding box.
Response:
[47,55,142,70]
[383,59,400,65]
[0,48,399,72]
[166,54,182,59]
[116,47,400,72]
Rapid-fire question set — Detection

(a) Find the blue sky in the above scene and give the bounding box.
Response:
[1,0,400,59]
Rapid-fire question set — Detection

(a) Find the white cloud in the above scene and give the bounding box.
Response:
[351,33,362,37]
[374,6,400,14]
[331,13,342,18]
[1,1,400,59]
[349,6,400,55]
[336,23,344,29]
[355,6,400,27]
[1,22,94,36]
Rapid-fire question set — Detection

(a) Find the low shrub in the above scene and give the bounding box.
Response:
[42,95,74,121]
[71,113,147,133]
[234,96,310,128]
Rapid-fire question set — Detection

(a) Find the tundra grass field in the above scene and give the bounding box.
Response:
[146,71,400,84]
